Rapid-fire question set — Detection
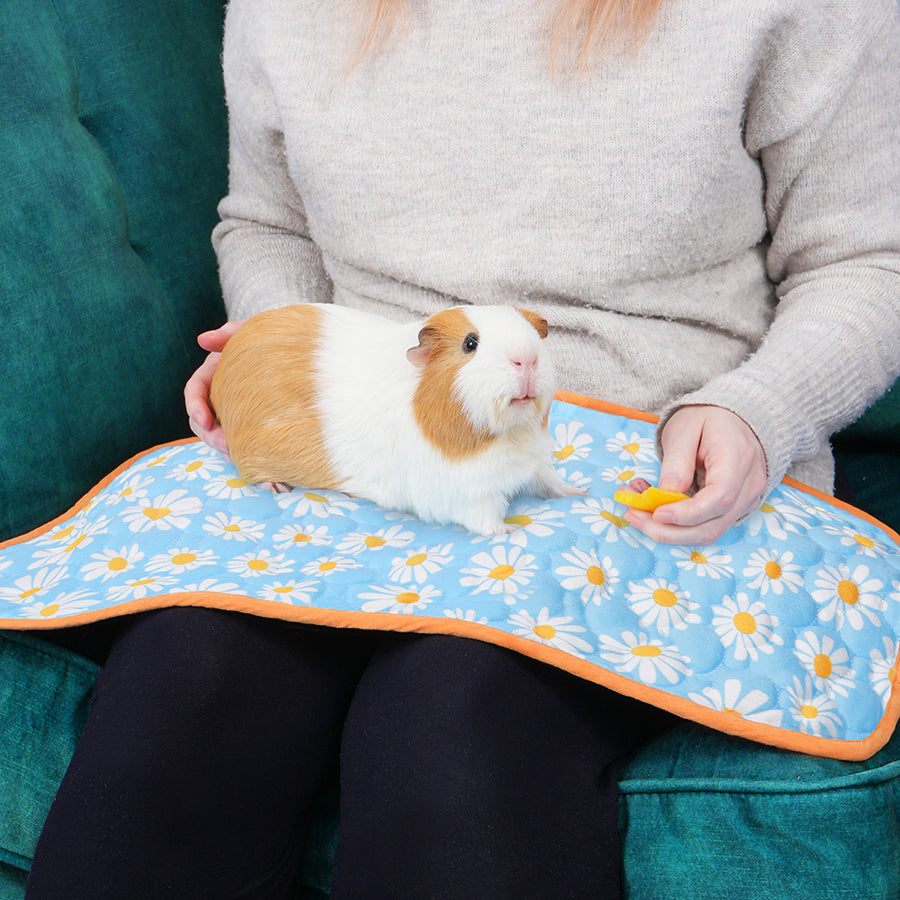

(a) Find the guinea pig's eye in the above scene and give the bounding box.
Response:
[462,333,479,354]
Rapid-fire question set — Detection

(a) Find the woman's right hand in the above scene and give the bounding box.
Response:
[184,319,246,459]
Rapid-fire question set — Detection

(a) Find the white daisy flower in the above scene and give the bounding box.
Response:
[20,589,99,620]
[259,580,320,605]
[670,546,733,580]
[280,489,359,519]
[744,497,814,541]
[227,550,294,578]
[389,544,455,585]
[122,490,202,533]
[137,450,176,471]
[605,430,656,463]
[508,607,594,657]
[80,544,145,583]
[205,473,257,500]
[0,566,68,605]
[785,676,842,738]
[570,497,648,548]
[167,577,241,595]
[146,547,218,575]
[742,549,804,596]
[271,523,332,551]
[459,545,537,604]
[626,577,701,637]
[166,453,226,483]
[596,631,692,685]
[868,636,898,704]
[496,506,566,546]
[443,608,489,624]
[688,678,783,727]
[359,584,441,615]
[792,631,855,698]
[555,548,619,606]
[29,516,112,569]
[598,463,657,486]
[300,556,363,577]
[819,522,894,559]
[711,593,783,662]
[106,575,177,603]
[202,512,266,542]
[812,563,885,631]
[103,472,153,507]
[336,525,415,555]
[552,421,593,462]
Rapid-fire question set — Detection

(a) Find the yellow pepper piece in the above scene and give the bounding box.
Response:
[613,486,690,511]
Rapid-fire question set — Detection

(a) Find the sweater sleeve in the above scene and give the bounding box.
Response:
[659,3,900,498]
[211,0,333,320]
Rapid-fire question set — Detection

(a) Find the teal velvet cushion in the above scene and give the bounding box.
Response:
[0,0,227,541]
[0,633,99,897]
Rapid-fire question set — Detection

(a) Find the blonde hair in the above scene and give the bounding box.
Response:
[352,0,663,69]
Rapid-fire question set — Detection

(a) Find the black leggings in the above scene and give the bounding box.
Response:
[26,608,672,899]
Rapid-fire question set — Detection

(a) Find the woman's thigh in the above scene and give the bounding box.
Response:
[332,632,672,899]
[27,607,377,899]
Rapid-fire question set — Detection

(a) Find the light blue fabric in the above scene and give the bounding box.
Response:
[1,400,899,757]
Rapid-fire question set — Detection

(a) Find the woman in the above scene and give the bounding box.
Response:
[27,1,900,897]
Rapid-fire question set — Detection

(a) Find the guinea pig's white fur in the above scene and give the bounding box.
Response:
[210,304,584,534]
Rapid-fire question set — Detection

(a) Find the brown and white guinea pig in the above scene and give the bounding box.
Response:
[208,304,586,534]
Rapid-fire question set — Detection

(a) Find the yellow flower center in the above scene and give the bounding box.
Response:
[801,704,819,720]
[554,444,575,460]
[364,536,387,548]
[733,612,757,635]
[107,557,128,571]
[504,515,533,528]
[52,526,75,542]
[488,564,515,581]
[226,478,248,489]
[40,604,60,617]
[293,533,312,543]
[171,553,196,566]
[318,561,338,572]
[273,586,294,594]
[653,588,679,608]
[143,507,171,521]
[65,534,87,553]
[600,511,629,529]
[19,587,42,599]
[631,644,662,658]
[814,654,832,679]
[185,460,204,472]
[406,553,428,567]
[621,442,640,455]
[853,534,875,549]
[533,624,557,640]
[690,551,707,564]
[586,565,605,586]
[224,524,241,532]
[131,578,155,587]
[617,469,636,483]
[760,503,776,514]
[765,560,782,579]
[304,492,328,503]
[837,580,859,605]
[247,559,269,572]
[396,592,420,605]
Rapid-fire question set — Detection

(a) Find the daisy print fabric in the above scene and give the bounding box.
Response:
[2,397,900,761]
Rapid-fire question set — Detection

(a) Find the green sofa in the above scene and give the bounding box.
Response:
[2,2,899,897]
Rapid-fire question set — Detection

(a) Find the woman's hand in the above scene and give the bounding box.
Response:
[624,405,768,545]
[184,319,245,459]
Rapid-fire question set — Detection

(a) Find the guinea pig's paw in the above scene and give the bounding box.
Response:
[532,467,588,499]
[264,481,294,494]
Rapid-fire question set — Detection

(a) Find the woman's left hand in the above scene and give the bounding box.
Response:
[623,405,768,545]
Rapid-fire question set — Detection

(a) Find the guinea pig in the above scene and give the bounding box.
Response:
[208,303,586,534]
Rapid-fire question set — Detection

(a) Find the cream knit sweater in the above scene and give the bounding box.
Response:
[212,0,900,499]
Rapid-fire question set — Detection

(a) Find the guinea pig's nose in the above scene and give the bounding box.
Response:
[511,354,538,371]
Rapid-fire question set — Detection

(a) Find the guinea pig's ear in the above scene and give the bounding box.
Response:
[516,307,549,339]
[406,325,439,369]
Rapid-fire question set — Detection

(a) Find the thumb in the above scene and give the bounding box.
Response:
[657,411,701,493]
